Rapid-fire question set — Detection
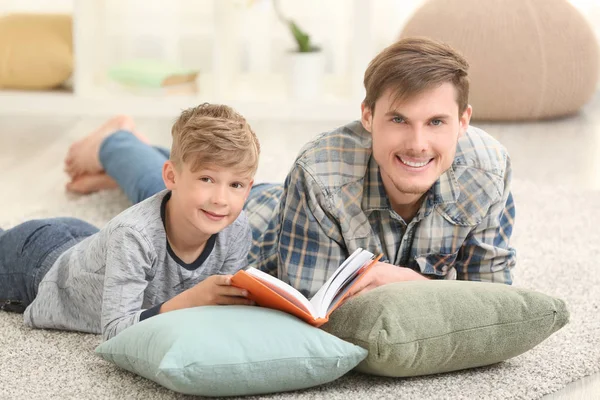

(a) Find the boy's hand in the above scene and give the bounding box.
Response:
[189,275,254,307]
[160,275,253,314]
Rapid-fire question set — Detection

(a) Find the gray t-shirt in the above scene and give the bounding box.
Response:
[24,190,252,340]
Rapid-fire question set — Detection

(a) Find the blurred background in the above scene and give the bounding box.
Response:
[0,0,598,121]
[0,3,599,398]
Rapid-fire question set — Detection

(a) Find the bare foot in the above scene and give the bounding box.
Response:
[64,115,150,178]
[66,173,119,195]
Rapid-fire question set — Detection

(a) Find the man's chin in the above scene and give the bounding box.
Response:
[392,181,432,196]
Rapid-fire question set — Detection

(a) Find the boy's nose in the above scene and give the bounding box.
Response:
[211,186,228,205]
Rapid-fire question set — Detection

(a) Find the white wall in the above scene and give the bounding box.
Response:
[2,0,598,73]
[0,0,597,119]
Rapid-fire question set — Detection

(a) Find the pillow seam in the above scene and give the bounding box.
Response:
[335,311,559,346]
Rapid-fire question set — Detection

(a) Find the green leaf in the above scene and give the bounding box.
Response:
[289,20,313,52]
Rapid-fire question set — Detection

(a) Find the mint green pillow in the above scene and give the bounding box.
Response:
[95,306,367,397]
[321,281,569,377]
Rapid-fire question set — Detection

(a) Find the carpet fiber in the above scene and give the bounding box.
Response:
[1,180,598,400]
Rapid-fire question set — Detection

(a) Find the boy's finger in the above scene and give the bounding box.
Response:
[217,296,255,306]
[215,275,233,286]
[220,286,249,298]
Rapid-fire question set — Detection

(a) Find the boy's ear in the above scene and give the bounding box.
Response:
[244,179,255,200]
[162,161,178,190]
[360,102,373,133]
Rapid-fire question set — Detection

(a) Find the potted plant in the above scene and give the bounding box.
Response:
[273,0,324,100]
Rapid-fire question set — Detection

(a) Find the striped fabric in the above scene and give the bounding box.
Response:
[245,121,516,298]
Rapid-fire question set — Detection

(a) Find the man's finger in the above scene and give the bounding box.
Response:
[349,283,375,299]
[347,275,373,297]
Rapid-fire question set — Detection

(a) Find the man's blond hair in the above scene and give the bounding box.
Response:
[170,103,260,176]
[364,37,470,115]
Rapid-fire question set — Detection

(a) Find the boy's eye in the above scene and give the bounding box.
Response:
[231,182,244,189]
[199,177,212,183]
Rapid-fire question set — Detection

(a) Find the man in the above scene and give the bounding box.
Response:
[244,37,516,298]
[64,37,516,299]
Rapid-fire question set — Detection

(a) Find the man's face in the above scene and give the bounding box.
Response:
[361,83,472,205]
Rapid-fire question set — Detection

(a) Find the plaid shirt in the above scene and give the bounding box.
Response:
[245,121,516,298]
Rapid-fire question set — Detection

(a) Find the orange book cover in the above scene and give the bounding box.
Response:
[231,254,382,327]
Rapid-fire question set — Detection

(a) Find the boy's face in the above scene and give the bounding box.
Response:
[164,162,254,236]
[361,83,472,204]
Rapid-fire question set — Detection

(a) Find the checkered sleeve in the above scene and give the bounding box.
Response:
[454,160,516,284]
[278,164,347,298]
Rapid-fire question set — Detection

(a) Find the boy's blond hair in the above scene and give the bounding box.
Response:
[363,37,470,115]
[170,103,260,176]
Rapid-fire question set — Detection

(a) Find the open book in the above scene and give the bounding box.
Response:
[231,248,382,326]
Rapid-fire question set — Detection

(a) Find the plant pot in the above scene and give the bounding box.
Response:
[287,50,324,101]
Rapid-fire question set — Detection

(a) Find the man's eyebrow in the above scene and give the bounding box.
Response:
[384,111,408,119]
[429,114,452,120]
[383,111,452,120]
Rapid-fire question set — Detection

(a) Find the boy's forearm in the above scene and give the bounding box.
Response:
[159,290,194,314]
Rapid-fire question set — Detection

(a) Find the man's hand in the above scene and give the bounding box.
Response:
[346,261,429,299]
[160,275,253,313]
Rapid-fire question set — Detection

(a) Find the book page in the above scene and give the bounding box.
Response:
[325,272,362,315]
[246,268,317,317]
[309,248,363,313]
[310,249,375,318]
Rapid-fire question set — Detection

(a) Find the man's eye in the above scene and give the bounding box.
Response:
[392,117,404,123]
[431,119,443,126]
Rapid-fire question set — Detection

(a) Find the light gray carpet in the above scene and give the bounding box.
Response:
[1,179,598,400]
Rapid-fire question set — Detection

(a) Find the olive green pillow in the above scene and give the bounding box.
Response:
[321,281,569,377]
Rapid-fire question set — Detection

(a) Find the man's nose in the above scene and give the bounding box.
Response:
[406,126,428,152]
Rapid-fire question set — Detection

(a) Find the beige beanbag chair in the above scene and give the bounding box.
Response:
[0,14,72,90]
[400,0,599,121]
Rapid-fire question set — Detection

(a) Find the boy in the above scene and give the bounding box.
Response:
[0,103,260,340]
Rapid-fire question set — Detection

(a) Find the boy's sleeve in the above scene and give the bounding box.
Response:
[454,159,517,284]
[101,226,155,341]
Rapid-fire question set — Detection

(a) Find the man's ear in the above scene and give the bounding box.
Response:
[360,102,373,133]
[458,105,473,137]
[162,161,178,190]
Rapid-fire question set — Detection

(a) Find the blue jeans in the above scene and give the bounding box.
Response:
[99,130,170,204]
[0,218,98,312]
[99,130,275,205]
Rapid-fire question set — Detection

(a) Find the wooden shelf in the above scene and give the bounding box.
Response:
[0,0,377,121]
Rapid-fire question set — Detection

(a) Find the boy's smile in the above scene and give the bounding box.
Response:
[201,209,228,221]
